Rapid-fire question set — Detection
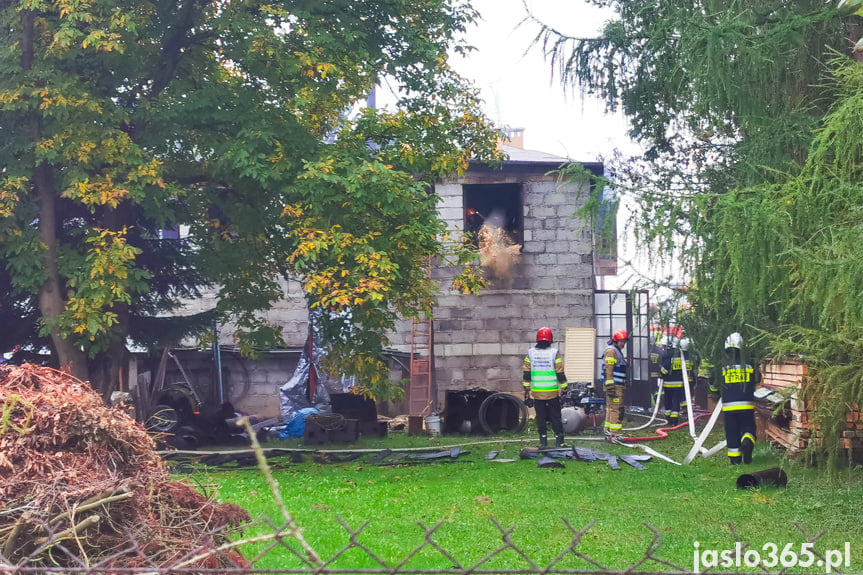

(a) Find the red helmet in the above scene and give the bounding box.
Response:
[536,327,553,343]
[612,329,628,342]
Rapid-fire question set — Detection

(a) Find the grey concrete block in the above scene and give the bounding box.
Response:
[438,193,464,209]
[435,183,462,198]
[438,206,463,223]
[529,206,557,218]
[502,343,525,356]
[529,229,554,241]
[522,241,546,253]
[473,343,502,355]
[442,343,473,356]
[474,330,502,344]
[546,241,575,253]
[482,318,511,331]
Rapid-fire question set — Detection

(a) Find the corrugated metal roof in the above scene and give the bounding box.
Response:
[499,144,570,164]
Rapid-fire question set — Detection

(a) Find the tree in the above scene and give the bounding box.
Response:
[528,1,863,462]
[0,0,500,399]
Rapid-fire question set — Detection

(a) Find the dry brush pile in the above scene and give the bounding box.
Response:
[0,364,250,570]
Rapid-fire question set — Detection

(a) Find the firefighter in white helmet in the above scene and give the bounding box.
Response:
[721,332,758,464]
[659,335,697,426]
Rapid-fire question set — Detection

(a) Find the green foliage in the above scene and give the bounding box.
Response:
[528,1,863,462]
[555,162,615,254]
[0,0,501,394]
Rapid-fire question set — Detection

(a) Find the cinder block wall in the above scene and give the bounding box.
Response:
[174,166,596,415]
[423,173,595,397]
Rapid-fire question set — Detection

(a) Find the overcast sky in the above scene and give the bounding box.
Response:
[450,0,640,162]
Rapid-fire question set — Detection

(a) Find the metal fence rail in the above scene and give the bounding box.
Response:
[0,515,844,575]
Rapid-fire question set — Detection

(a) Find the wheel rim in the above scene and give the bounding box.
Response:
[147,405,179,432]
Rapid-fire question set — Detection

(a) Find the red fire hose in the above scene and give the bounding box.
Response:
[621,410,711,443]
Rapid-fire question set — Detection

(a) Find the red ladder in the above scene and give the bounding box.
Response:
[409,313,434,417]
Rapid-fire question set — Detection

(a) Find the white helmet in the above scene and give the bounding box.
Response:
[724,332,743,350]
[679,337,691,351]
[658,335,670,347]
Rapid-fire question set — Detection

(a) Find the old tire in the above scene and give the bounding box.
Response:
[478,393,529,435]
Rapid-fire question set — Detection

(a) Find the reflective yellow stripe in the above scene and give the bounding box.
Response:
[742,433,756,443]
[606,358,617,365]
[532,384,560,392]
[722,402,754,411]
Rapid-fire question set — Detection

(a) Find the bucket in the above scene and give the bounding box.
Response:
[425,415,442,436]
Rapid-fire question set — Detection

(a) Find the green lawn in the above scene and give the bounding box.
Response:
[181,423,863,572]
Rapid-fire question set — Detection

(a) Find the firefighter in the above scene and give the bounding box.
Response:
[721,332,758,464]
[659,336,697,426]
[659,335,683,426]
[523,327,568,448]
[602,328,628,440]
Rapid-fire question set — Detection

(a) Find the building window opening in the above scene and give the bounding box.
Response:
[463,184,523,246]
[463,184,523,281]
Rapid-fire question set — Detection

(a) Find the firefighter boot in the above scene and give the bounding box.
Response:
[729,456,741,465]
[555,434,567,448]
[539,434,548,448]
[668,415,679,427]
[741,436,755,464]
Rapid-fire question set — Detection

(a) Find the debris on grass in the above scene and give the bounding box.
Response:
[0,364,250,569]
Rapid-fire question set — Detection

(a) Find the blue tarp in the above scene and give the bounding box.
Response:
[277,407,321,438]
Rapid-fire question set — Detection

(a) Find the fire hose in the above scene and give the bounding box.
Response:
[620,410,711,443]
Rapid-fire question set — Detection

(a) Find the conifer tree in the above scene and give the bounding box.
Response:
[530,1,863,461]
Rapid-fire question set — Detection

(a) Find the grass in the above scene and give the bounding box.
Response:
[179,421,863,572]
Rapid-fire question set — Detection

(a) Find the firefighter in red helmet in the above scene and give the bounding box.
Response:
[602,328,629,441]
[523,327,568,448]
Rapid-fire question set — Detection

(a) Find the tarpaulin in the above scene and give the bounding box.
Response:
[279,308,355,423]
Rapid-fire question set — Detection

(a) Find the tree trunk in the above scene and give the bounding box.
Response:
[87,304,130,401]
[22,9,89,381]
[35,165,89,382]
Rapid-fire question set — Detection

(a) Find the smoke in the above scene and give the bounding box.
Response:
[478,223,521,280]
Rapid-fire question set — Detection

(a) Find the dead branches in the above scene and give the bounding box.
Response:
[0,364,250,569]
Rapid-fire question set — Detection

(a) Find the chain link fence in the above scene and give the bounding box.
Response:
[1,513,847,574]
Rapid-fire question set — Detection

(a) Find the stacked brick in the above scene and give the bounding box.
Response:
[756,359,863,456]
[756,360,811,456]
[839,405,863,450]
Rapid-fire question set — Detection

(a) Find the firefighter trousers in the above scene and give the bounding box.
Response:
[663,385,683,423]
[535,396,564,439]
[604,384,624,433]
[724,409,756,463]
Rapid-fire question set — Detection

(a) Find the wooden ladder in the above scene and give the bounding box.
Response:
[409,312,434,417]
